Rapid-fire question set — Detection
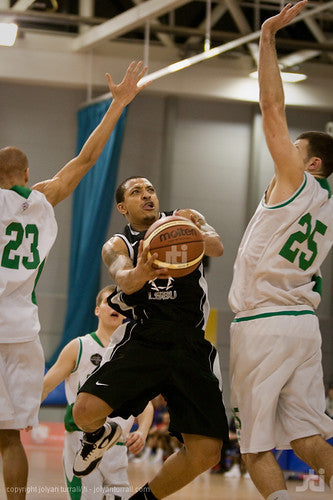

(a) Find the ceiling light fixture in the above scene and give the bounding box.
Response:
[249,70,307,83]
[0,23,18,47]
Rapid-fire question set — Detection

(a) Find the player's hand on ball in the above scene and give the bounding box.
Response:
[143,215,204,277]
[137,241,170,280]
[190,213,204,232]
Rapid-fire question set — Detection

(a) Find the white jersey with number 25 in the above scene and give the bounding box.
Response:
[229,173,333,314]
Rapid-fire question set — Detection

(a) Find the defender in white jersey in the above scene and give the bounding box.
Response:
[0,61,151,500]
[42,286,153,500]
[228,3,333,499]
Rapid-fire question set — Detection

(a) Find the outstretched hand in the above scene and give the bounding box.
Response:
[262,0,308,35]
[105,61,151,107]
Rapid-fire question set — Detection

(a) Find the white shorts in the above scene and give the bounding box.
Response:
[0,337,44,429]
[63,431,130,500]
[230,310,333,454]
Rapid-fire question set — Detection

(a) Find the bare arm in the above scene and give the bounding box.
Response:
[41,339,78,402]
[102,236,170,295]
[126,401,154,455]
[176,208,223,257]
[259,1,308,194]
[32,62,150,206]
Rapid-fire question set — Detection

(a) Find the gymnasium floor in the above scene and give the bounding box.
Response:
[0,440,332,499]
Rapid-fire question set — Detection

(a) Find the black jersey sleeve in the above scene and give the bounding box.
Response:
[107,287,145,321]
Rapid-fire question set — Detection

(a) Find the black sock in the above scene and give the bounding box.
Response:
[84,425,105,442]
[129,483,159,499]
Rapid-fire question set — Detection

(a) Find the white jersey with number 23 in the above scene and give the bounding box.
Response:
[0,186,57,343]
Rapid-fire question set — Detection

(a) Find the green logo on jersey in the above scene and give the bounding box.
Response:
[279,213,327,271]
[1,222,40,269]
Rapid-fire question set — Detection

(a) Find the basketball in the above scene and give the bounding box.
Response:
[143,215,204,278]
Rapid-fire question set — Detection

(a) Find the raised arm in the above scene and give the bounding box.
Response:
[176,208,223,257]
[32,61,150,206]
[259,1,308,189]
[126,401,154,455]
[102,236,170,295]
[41,339,78,402]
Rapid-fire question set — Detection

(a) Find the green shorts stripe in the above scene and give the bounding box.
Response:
[232,310,315,323]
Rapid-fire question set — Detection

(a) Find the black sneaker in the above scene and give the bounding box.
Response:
[73,422,122,477]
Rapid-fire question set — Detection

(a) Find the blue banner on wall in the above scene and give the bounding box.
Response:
[47,99,127,366]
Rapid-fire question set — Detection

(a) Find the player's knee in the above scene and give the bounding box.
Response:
[241,452,252,468]
[206,439,223,468]
[189,438,222,471]
[72,395,90,429]
[242,451,270,469]
[0,429,21,450]
[291,434,325,462]
[291,435,316,454]
[72,393,111,429]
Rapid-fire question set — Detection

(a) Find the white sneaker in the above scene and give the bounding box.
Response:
[73,422,122,477]
[224,464,241,478]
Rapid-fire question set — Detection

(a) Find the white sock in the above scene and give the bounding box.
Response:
[142,446,152,458]
[267,490,290,500]
[154,448,164,459]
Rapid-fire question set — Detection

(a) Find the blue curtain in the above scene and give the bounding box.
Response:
[47,99,127,365]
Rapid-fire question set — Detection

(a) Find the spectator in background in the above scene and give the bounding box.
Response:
[133,396,181,465]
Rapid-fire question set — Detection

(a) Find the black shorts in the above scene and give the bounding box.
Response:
[79,321,229,441]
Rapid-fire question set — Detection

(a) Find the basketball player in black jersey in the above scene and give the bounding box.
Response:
[72,176,229,499]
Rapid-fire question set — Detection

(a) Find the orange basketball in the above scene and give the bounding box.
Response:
[143,215,204,278]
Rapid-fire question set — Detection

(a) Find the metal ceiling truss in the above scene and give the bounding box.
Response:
[3,0,333,71]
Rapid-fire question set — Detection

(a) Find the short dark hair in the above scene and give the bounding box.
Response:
[96,285,116,306]
[296,131,333,178]
[115,176,146,204]
[0,146,28,182]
